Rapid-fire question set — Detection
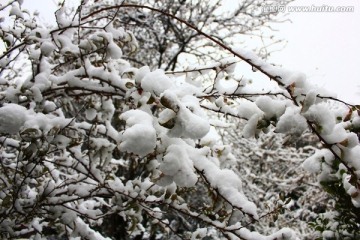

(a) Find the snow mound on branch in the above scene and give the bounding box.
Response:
[24,111,71,133]
[159,144,198,187]
[275,107,308,136]
[160,91,210,139]
[0,104,28,134]
[302,149,335,182]
[141,69,174,96]
[172,101,210,139]
[255,96,286,120]
[119,110,156,156]
[192,148,259,219]
[303,103,335,135]
[242,114,261,138]
[238,227,296,240]
[158,140,259,220]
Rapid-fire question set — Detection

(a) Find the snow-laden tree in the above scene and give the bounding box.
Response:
[79,0,292,70]
[0,1,359,239]
[219,125,329,238]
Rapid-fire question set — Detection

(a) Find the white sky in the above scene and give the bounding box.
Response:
[270,0,360,104]
[5,0,360,104]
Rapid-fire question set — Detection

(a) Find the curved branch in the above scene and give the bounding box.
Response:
[81,4,359,184]
[81,4,285,87]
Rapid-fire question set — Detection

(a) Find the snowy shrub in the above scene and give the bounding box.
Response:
[0,0,359,239]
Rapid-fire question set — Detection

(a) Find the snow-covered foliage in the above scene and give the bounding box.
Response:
[82,0,293,70]
[220,126,329,239]
[0,0,359,239]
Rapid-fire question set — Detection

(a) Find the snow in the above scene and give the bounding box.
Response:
[159,90,210,139]
[321,123,349,144]
[302,149,334,175]
[303,103,336,135]
[40,41,56,56]
[159,144,198,187]
[31,218,42,232]
[54,6,75,28]
[119,110,156,156]
[200,127,221,147]
[242,114,261,138]
[255,96,286,120]
[168,105,210,139]
[73,217,111,240]
[104,22,125,39]
[176,97,210,138]
[107,41,123,59]
[275,106,308,136]
[134,66,150,84]
[192,147,258,219]
[100,99,115,121]
[0,104,28,134]
[34,71,51,94]
[9,3,24,19]
[322,230,335,239]
[158,109,176,128]
[55,34,79,55]
[234,100,260,119]
[234,227,297,240]
[191,228,207,239]
[61,211,77,225]
[344,176,360,208]
[53,135,71,149]
[232,46,338,104]
[301,90,318,113]
[24,111,72,133]
[343,145,360,171]
[1,2,359,238]
[284,72,309,93]
[85,108,97,121]
[141,69,174,96]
